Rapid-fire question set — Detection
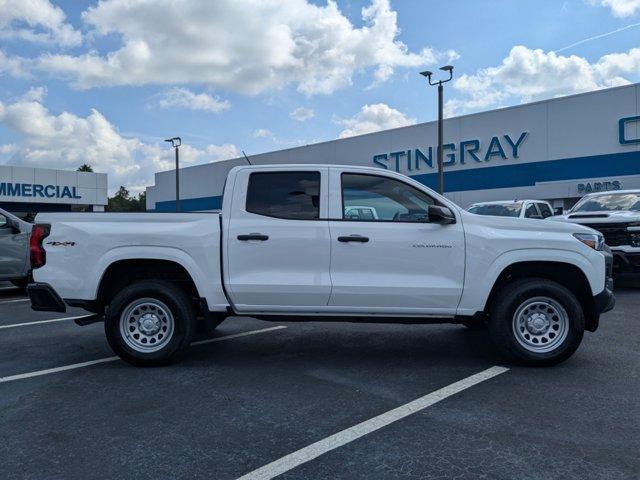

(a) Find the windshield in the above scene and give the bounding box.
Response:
[468,203,522,217]
[571,193,640,213]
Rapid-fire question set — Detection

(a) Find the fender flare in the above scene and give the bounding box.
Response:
[459,248,601,314]
[90,246,207,300]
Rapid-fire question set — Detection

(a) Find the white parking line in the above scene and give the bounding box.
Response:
[0,325,287,384]
[1,356,119,383]
[0,315,93,330]
[236,365,509,480]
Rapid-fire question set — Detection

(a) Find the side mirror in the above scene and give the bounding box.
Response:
[428,205,456,224]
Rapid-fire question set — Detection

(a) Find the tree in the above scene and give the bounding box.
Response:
[77,164,94,172]
[136,191,147,211]
[107,186,147,212]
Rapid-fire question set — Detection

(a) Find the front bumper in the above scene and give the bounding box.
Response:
[585,248,615,332]
[611,249,640,278]
[27,282,66,312]
[594,280,615,315]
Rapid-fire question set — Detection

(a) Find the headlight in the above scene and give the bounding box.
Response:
[573,232,604,251]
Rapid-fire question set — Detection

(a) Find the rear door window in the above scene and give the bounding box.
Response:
[246,171,320,220]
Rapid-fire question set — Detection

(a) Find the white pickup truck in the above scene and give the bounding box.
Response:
[27,165,614,367]
[549,190,640,283]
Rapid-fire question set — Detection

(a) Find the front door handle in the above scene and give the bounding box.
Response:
[237,233,269,241]
[338,235,369,243]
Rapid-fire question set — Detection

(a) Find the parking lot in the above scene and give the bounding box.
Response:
[0,282,637,480]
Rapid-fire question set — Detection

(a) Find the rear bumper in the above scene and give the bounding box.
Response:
[27,282,66,312]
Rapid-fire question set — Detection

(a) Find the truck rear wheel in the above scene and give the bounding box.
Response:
[105,280,196,366]
[488,278,585,366]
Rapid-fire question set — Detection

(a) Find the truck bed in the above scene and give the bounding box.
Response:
[33,212,229,310]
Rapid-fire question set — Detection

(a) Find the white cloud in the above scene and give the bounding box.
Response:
[0,0,82,47]
[252,129,272,138]
[290,107,315,122]
[0,143,16,154]
[202,143,239,161]
[157,87,230,113]
[594,0,640,17]
[21,86,47,102]
[336,103,415,138]
[446,45,640,115]
[0,50,28,77]
[0,95,238,194]
[35,0,453,95]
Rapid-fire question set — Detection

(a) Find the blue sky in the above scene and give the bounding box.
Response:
[0,0,639,192]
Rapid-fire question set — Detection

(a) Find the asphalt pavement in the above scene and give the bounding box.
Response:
[0,282,638,480]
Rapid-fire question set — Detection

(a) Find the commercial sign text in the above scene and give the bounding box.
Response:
[0,183,82,199]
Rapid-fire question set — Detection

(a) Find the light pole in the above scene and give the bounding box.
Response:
[164,137,182,212]
[420,65,454,195]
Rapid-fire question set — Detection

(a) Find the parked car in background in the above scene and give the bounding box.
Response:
[550,190,640,282]
[344,205,379,220]
[0,207,32,289]
[468,200,555,219]
[28,165,613,367]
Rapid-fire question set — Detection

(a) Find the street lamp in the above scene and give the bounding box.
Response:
[420,65,454,195]
[164,136,182,212]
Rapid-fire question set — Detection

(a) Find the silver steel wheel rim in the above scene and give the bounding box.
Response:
[119,298,175,353]
[512,296,569,353]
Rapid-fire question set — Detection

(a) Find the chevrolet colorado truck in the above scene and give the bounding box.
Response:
[550,190,640,283]
[27,165,615,367]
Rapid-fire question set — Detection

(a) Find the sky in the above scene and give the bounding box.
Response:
[1,0,640,193]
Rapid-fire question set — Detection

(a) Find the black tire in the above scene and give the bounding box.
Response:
[104,280,196,367]
[488,278,585,366]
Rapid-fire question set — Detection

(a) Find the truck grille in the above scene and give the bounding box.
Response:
[584,223,640,247]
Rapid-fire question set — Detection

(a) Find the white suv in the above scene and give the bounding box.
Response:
[468,200,555,219]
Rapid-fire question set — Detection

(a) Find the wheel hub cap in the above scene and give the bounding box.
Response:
[512,296,569,354]
[118,298,175,353]
[526,313,549,334]
[138,313,161,335]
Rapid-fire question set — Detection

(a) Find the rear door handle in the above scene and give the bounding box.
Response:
[338,235,369,243]
[237,234,269,241]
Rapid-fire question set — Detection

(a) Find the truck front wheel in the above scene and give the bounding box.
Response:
[488,278,585,366]
[104,280,196,366]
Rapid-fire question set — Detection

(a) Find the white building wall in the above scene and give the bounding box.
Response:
[147,83,640,211]
[0,165,108,206]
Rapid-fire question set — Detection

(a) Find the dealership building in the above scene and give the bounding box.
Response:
[0,165,108,218]
[146,83,640,213]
